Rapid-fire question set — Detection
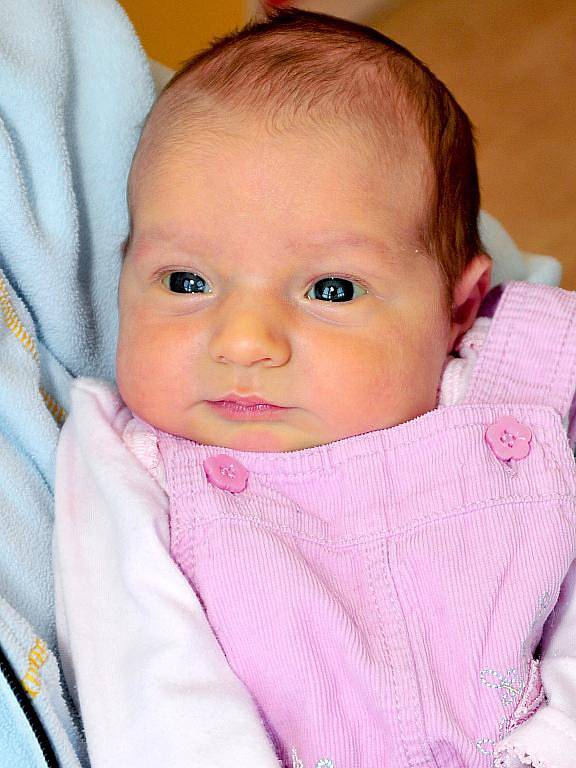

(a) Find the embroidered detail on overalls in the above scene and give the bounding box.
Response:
[475,715,509,756]
[477,663,545,763]
[20,637,48,698]
[291,747,334,768]
[476,592,549,762]
[475,716,508,759]
[480,668,522,706]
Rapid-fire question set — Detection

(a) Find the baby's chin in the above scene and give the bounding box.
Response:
[157,416,334,454]
[183,423,325,454]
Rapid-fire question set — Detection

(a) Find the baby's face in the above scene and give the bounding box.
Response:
[117,121,455,452]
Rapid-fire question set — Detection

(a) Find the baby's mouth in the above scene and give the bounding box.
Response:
[206,399,291,421]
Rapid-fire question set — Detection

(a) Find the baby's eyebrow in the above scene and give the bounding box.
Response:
[137,226,396,255]
[132,226,404,274]
[287,231,397,256]
[133,227,212,254]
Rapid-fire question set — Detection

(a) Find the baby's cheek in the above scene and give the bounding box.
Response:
[116,315,162,410]
[119,312,201,422]
[116,338,148,417]
[387,308,450,407]
[411,317,452,403]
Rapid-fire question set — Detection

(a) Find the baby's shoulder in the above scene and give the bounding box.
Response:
[63,376,136,457]
[66,376,168,490]
[68,376,126,428]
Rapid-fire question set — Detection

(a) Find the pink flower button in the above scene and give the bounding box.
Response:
[203,454,249,493]
[485,416,532,461]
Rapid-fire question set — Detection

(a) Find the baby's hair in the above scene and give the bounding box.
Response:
[138,7,483,304]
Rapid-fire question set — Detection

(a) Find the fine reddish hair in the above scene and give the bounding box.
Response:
[155,7,483,303]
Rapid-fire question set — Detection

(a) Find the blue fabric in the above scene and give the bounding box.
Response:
[0,668,48,768]
[0,594,88,767]
[0,0,155,764]
[0,0,156,386]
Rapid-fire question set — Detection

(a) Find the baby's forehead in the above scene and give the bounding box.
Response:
[132,91,429,197]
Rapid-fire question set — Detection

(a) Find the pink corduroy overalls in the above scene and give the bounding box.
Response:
[157,281,576,768]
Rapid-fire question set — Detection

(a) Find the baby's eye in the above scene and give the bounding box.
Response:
[161,272,211,294]
[306,276,367,303]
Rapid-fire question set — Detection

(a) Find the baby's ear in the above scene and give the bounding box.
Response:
[448,252,492,351]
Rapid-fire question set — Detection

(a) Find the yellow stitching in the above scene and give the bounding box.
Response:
[0,274,66,425]
[21,638,48,699]
[40,385,67,426]
[0,275,39,363]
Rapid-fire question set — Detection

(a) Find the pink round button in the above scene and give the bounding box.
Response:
[203,454,249,493]
[485,416,532,461]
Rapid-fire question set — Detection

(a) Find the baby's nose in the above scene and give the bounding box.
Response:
[208,306,291,368]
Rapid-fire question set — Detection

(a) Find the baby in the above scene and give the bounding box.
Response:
[53,7,576,768]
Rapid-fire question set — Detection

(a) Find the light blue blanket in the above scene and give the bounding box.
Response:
[0,0,155,764]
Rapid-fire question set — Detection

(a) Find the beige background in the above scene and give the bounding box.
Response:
[119,0,244,71]
[119,0,575,289]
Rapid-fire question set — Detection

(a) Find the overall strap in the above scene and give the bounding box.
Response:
[462,281,576,419]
